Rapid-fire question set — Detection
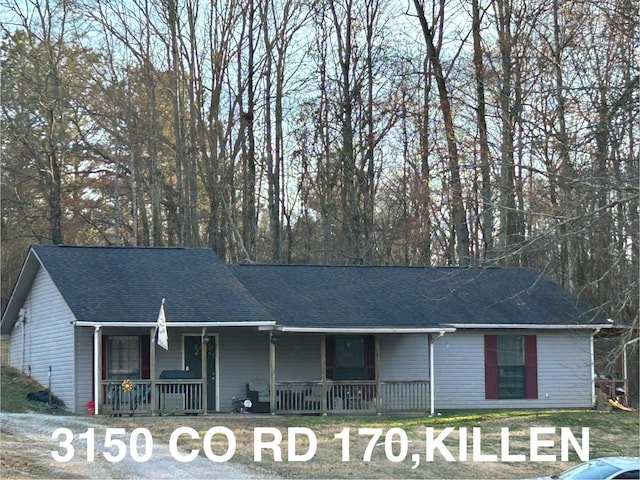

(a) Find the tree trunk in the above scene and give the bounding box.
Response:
[413,0,470,266]
[472,0,493,259]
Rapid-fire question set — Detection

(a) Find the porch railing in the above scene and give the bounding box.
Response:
[275,380,430,414]
[101,379,204,416]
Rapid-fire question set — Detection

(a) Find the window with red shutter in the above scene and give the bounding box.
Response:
[485,334,538,399]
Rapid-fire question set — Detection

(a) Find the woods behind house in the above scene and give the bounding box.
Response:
[1,0,637,376]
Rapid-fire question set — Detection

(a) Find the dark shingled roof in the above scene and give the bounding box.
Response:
[229,264,606,328]
[28,245,273,324]
[2,245,608,333]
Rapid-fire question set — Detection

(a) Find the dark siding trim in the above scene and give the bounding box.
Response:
[484,335,498,399]
[140,335,150,379]
[364,335,375,380]
[524,335,538,399]
[101,336,107,380]
[326,335,336,380]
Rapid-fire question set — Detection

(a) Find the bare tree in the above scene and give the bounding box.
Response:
[412,0,471,266]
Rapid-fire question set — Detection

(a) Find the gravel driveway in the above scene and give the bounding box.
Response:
[0,412,270,479]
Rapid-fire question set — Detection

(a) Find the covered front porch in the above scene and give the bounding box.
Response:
[92,326,219,416]
[88,325,451,416]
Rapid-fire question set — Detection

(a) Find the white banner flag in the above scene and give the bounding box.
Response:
[153,299,169,350]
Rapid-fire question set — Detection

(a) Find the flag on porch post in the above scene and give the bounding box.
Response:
[153,299,169,350]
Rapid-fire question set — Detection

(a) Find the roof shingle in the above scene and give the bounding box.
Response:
[30,245,273,324]
[230,264,605,328]
[2,245,607,331]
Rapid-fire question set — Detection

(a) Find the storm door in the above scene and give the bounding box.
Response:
[183,335,217,411]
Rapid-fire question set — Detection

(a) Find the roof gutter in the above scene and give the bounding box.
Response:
[273,326,456,334]
[444,323,613,330]
[74,321,276,328]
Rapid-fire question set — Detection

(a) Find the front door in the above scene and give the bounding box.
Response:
[183,335,216,411]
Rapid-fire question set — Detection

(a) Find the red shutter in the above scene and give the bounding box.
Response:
[484,335,498,399]
[140,335,151,379]
[364,335,375,380]
[326,335,336,380]
[101,335,108,380]
[524,335,538,399]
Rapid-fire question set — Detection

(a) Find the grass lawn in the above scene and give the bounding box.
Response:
[104,408,639,479]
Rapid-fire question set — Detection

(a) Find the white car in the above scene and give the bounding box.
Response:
[539,457,640,480]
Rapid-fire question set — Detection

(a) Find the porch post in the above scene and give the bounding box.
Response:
[93,326,102,415]
[375,335,381,414]
[269,333,276,414]
[201,331,208,415]
[150,329,156,415]
[429,333,435,416]
[321,335,327,414]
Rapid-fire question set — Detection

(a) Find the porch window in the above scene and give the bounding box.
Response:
[326,335,375,381]
[485,334,538,399]
[102,335,150,380]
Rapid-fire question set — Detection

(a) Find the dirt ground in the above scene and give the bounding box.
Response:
[0,412,270,479]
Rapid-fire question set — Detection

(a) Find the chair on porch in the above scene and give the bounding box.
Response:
[303,383,322,411]
[246,379,270,413]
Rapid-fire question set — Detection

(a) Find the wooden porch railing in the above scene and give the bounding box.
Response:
[274,380,430,414]
[101,379,204,415]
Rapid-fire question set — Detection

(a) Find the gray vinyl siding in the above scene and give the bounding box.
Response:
[275,333,321,381]
[7,266,76,411]
[433,330,594,409]
[379,334,429,381]
[74,327,93,413]
[378,334,430,411]
[217,329,271,412]
[72,327,595,414]
[7,314,23,368]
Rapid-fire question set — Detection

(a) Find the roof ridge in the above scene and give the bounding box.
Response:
[33,244,201,250]
[236,263,532,270]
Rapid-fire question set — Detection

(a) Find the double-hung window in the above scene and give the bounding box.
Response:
[497,335,525,398]
[485,334,537,399]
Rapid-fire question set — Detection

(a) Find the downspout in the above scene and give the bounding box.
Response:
[623,337,640,390]
[429,331,446,416]
[201,327,208,415]
[269,332,276,414]
[19,309,27,373]
[93,326,101,415]
[590,328,601,407]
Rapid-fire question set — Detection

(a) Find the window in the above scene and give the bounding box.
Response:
[497,335,525,399]
[326,335,375,381]
[102,335,150,380]
[612,471,639,479]
[108,336,140,379]
[335,336,365,380]
[485,334,537,399]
